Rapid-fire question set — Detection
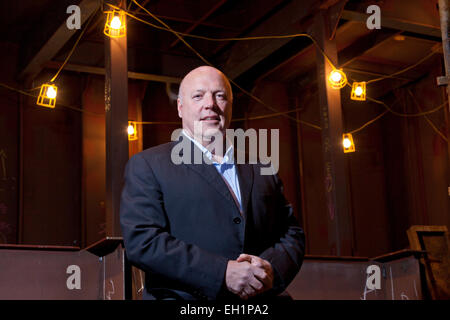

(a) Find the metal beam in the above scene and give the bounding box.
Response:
[222,0,320,79]
[437,0,450,196]
[44,61,181,83]
[313,10,353,256]
[19,0,100,82]
[104,2,129,238]
[341,9,441,38]
[169,0,228,49]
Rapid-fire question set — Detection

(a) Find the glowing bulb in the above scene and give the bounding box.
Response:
[343,138,352,149]
[354,86,363,96]
[127,125,135,135]
[328,69,347,89]
[111,16,122,30]
[46,86,57,99]
[330,71,342,82]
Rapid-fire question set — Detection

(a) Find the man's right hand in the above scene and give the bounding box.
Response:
[225,260,267,300]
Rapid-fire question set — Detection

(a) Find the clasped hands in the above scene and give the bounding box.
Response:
[225,253,274,300]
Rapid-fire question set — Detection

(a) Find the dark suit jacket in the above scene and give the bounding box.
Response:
[120,138,305,300]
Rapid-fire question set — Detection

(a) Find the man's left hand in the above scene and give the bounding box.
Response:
[236,254,274,294]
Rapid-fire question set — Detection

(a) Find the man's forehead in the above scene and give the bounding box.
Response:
[182,71,229,91]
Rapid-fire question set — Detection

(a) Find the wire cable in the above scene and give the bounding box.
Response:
[50,7,99,83]
[0,82,103,117]
[406,89,448,142]
[129,0,322,130]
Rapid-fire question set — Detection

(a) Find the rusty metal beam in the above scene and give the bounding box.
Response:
[222,0,320,79]
[437,0,450,203]
[313,10,353,256]
[104,2,129,238]
[18,0,100,82]
[341,9,441,38]
[44,61,181,83]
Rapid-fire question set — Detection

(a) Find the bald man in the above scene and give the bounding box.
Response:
[120,66,305,300]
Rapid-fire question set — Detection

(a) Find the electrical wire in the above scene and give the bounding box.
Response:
[50,7,99,83]
[0,82,103,117]
[406,89,448,142]
[367,96,447,117]
[348,110,389,135]
[128,0,323,130]
[366,50,438,84]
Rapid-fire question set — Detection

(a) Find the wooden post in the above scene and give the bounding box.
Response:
[314,10,353,256]
[104,2,128,237]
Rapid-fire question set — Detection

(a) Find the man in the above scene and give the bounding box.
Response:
[120,66,305,300]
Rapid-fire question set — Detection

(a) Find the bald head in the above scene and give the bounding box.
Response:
[178,66,233,104]
[176,66,233,145]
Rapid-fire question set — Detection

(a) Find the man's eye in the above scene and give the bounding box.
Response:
[193,95,202,100]
[216,94,226,100]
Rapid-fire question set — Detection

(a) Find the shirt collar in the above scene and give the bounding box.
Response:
[181,129,234,165]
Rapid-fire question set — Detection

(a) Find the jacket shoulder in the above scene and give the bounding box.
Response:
[130,141,177,163]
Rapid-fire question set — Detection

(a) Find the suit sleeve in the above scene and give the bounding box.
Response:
[259,172,306,295]
[120,153,229,299]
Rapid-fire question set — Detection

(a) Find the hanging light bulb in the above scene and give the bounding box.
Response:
[342,133,355,153]
[328,69,347,89]
[128,121,138,141]
[110,16,122,30]
[350,82,366,101]
[46,86,57,99]
[36,83,58,108]
[104,10,126,38]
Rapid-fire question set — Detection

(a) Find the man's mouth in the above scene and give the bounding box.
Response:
[201,116,220,121]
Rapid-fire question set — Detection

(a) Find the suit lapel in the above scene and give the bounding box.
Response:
[176,137,254,218]
[179,140,238,212]
[235,163,253,218]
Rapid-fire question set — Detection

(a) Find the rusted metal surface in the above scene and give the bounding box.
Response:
[287,251,422,300]
[0,238,126,300]
[313,10,353,256]
[104,1,129,238]
[437,0,450,186]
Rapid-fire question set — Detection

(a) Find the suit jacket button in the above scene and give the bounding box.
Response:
[233,217,241,224]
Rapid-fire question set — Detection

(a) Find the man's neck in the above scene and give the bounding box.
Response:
[182,129,231,162]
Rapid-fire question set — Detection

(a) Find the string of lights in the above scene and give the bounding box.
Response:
[1,1,446,152]
[128,0,323,131]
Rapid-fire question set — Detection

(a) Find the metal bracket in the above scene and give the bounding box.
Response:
[436,76,450,86]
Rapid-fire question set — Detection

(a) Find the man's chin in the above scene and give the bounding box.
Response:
[202,127,225,141]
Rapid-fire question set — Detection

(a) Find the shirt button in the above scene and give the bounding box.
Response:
[233,217,241,224]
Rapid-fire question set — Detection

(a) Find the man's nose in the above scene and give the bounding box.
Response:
[203,93,216,108]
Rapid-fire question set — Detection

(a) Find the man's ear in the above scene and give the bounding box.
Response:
[176,98,182,118]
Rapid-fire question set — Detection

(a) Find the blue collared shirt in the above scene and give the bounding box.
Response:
[182,130,242,211]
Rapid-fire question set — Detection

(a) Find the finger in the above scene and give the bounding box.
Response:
[248,275,264,292]
[236,253,252,263]
[242,284,256,298]
[251,266,271,288]
[250,258,264,268]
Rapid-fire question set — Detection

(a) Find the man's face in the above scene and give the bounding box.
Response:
[177,67,232,142]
